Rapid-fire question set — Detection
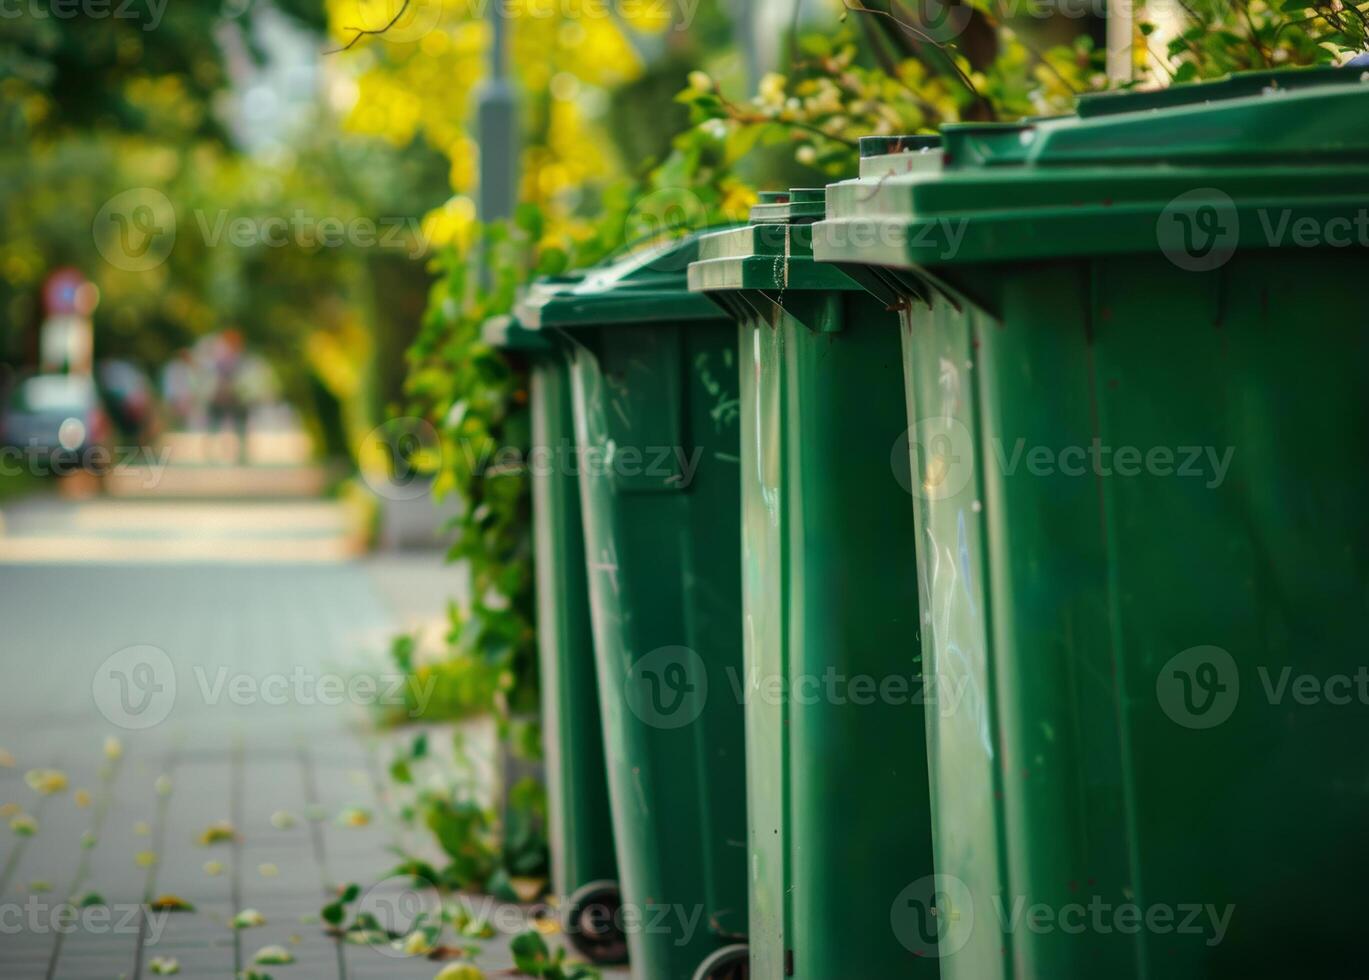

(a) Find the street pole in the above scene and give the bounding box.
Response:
[737,0,759,93]
[477,2,539,831]
[477,4,518,223]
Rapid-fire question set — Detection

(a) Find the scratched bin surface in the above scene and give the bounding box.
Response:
[813,70,1369,980]
[516,236,749,980]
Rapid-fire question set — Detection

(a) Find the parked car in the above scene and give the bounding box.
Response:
[0,372,112,471]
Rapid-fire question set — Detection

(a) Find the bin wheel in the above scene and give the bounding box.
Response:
[691,943,749,980]
[563,880,628,964]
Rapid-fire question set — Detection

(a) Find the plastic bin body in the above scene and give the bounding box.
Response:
[690,189,937,978]
[482,313,620,908]
[813,71,1369,980]
[519,240,749,980]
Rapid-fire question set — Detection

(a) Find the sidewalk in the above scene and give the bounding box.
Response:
[0,496,624,979]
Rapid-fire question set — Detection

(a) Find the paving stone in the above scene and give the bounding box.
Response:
[0,499,630,979]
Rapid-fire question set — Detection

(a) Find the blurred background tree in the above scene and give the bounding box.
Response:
[0,0,448,454]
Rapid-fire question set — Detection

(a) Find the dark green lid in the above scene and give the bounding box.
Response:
[860,135,940,157]
[517,233,730,329]
[822,133,947,230]
[1075,64,1366,118]
[482,313,555,353]
[748,187,826,225]
[858,134,943,179]
[688,186,866,329]
[484,275,588,351]
[813,74,1369,270]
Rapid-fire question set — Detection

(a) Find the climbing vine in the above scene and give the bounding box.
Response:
[386,0,1368,902]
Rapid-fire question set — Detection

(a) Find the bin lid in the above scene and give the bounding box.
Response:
[688,134,951,306]
[481,313,554,353]
[1073,64,1366,118]
[812,68,1369,270]
[688,188,856,302]
[483,274,587,351]
[516,233,730,329]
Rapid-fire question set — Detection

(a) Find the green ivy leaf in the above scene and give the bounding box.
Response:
[509,930,551,974]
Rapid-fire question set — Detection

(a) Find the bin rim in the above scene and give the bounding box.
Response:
[811,75,1369,270]
[516,230,737,330]
[688,206,858,299]
[686,138,943,303]
[481,312,556,353]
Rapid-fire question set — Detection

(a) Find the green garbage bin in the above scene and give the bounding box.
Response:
[688,183,937,978]
[481,307,626,964]
[517,237,749,980]
[813,69,1369,980]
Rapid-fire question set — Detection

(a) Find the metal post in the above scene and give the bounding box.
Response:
[477,3,540,835]
[737,0,759,92]
[477,5,518,223]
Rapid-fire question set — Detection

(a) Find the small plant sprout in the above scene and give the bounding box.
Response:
[253,945,294,965]
[232,908,266,929]
[434,965,486,980]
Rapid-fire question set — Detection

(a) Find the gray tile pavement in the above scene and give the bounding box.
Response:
[0,497,626,979]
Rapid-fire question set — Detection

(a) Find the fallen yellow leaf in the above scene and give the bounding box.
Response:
[196,821,237,846]
[24,769,68,796]
[335,807,371,828]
